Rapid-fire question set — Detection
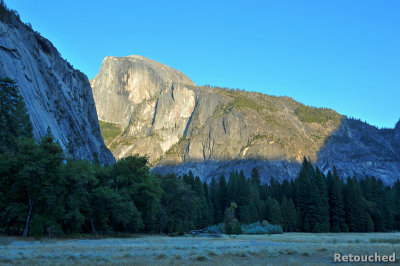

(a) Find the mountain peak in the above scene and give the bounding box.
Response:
[98,55,195,87]
[91,55,400,185]
[91,55,195,130]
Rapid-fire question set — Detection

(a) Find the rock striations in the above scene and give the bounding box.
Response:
[92,55,400,185]
[0,8,114,164]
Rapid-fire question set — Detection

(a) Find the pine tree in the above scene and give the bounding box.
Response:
[265,197,282,225]
[281,196,289,231]
[218,175,229,221]
[328,170,345,232]
[286,198,297,231]
[343,177,367,232]
[209,178,221,223]
[311,167,329,232]
[0,78,32,153]
[281,196,297,231]
[296,158,318,231]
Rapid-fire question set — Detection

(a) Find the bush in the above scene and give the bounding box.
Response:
[241,222,283,234]
[294,105,340,124]
[226,219,242,235]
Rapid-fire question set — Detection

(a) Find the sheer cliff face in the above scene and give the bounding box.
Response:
[395,120,400,146]
[91,55,196,161]
[92,56,341,180]
[92,56,400,184]
[91,55,196,129]
[0,14,114,164]
[316,118,400,185]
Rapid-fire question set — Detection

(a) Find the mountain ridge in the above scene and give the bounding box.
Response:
[91,55,400,184]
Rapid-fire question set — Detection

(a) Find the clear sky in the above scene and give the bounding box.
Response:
[6,0,400,128]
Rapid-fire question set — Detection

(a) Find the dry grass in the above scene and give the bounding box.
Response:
[0,233,399,265]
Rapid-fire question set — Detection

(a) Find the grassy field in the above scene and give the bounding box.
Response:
[0,233,399,265]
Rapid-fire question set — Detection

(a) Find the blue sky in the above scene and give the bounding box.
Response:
[6,0,400,128]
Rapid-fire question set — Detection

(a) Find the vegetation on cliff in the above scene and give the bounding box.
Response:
[99,120,122,146]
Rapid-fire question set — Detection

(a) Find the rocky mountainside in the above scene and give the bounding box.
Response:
[91,58,400,184]
[0,6,114,164]
[317,118,400,184]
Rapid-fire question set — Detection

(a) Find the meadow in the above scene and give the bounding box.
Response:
[0,233,399,265]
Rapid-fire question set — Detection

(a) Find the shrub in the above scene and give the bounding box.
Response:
[226,219,242,235]
[294,105,340,124]
[241,221,283,234]
[99,120,122,145]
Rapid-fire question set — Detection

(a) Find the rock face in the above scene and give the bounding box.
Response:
[317,118,400,185]
[395,119,400,146]
[0,9,114,164]
[92,58,400,185]
[91,55,196,161]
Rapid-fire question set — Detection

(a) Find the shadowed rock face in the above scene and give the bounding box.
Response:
[92,56,400,184]
[0,12,114,164]
[316,118,400,185]
[395,120,400,146]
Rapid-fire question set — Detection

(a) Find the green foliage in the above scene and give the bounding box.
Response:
[327,168,345,232]
[294,104,341,124]
[0,78,398,237]
[0,78,33,153]
[224,202,242,235]
[231,95,262,112]
[158,174,196,233]
[225,219,242,235]
[98,120,122,145]
[241,221,283,234]
[281,196,297,232]
[265,197,282,225]
[213,91,262,117]
[90,186,143,233]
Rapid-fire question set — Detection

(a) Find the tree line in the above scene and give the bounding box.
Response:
[1,78,399,237]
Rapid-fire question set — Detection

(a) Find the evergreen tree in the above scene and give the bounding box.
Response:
[281,196,297,231]
[287,198,298,231]
[209,178,221,223]
[328,170,345,232]
[158,174,195,233]
[295,158,319,231]
[343,177,368,232]
[224,202,242,235]
[311,167,329,232]
[218,175,229,220]
[0,78,32,153]
[110,156,162,232]
[265,197,282,225]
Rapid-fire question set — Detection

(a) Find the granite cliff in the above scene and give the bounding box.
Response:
[92,55,400,184]
[0,5,114,164]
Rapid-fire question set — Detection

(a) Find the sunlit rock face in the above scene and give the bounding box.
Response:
[92,55,342,182]
[91,55,197,162]
[0,14,114,164]
[91,55,195,128]
[92,57,400,185]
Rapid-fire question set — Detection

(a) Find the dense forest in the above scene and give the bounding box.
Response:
[1,78,399,237]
